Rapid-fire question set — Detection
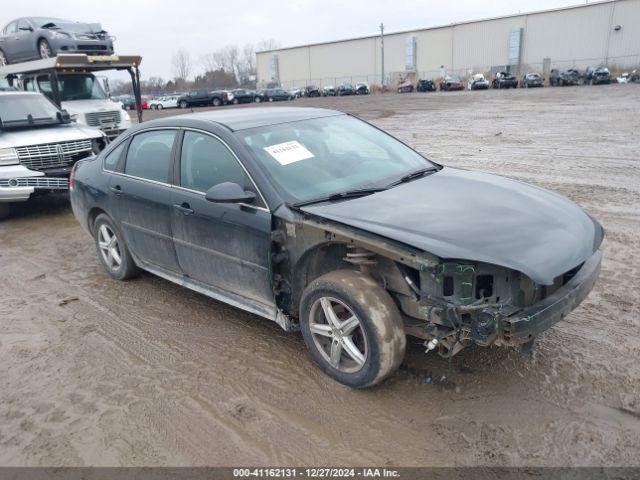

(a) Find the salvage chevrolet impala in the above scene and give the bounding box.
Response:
[69,107,603,388]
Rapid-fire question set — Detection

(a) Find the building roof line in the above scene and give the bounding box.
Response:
[256,0,623,54]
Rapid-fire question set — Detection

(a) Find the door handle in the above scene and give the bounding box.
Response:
[109,185,122,195]
[173,203,194,215]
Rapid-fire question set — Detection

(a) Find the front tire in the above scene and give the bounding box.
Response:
[38,39,53,59]
[93,214,138,281]
[179,100,188,108]
[254,96,261,103]
[0,49,8,66]
[212,97,222,107]
[299,270,406,388]
[157,104,163,110]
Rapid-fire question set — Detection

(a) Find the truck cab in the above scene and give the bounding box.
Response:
[21,72,130,139]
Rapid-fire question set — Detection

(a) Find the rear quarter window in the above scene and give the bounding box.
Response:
[103,142,126,171]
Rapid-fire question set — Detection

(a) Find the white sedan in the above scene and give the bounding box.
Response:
[150,96,179,110]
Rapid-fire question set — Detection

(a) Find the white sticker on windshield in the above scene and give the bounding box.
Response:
[264,141,314,165]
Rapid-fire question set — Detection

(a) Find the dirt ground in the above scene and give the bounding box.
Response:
[1,85,639,467]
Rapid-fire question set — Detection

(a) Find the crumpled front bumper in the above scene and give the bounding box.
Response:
[501,250,602,345]
[0,165,68,202]
[48,37,114,55]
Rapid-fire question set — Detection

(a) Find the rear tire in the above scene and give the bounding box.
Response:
[299,270,406,388]
[93,213,138,281]
[254,96,261,103]
[212,97,222,107]
[179,100,188,108]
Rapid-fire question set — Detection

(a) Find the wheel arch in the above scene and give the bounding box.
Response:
[286,242,356,316]
[87,206,109,236]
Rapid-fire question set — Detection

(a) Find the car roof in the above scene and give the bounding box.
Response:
[147,106,344,132]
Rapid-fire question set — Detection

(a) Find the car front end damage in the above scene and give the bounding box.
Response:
[270,209,603,358]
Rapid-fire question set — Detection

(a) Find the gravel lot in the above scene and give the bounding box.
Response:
[1,85,639,467]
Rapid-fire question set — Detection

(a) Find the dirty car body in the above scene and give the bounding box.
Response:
[69,107,603,387]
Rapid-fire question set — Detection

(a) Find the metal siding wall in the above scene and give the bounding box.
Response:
[308,38,376,83]
[256,53,271,84]
[523,3,612,68]
[608,0,640,66]
[453,17,526,72]
[414,27,453,77]
[277,46,310,86]
[257,0,640,85]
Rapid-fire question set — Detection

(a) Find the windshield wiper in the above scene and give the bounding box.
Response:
[387,166,438,188]
[292,187,386,208]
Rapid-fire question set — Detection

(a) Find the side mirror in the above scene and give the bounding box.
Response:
[58,109,72,124]
[205,182,256,204]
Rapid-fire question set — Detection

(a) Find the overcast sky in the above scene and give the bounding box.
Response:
[1,0,588,81]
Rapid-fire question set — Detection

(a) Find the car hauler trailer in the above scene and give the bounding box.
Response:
[0,54,143,138]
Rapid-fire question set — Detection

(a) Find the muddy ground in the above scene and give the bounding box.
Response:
[1,85,639,467]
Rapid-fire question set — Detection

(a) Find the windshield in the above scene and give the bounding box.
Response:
[238,115,436,203]
[36,74,107,101]
[0,94,61,127]
[446,76,460,82]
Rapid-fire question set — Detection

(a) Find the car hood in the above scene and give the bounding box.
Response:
[61,99,121,115]
[0,122,103,148]
[45,22,105,34]
[301,167,603,285]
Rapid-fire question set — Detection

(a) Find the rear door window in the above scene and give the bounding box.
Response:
[124,130,176,183]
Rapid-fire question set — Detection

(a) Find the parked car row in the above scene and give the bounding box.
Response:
[393,66,635,93]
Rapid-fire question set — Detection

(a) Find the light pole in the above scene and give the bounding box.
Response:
[380,23,385,86]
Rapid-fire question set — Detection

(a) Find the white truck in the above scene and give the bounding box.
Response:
[0,54,143,140]
[21,71,130,138]
[0,90,106,219]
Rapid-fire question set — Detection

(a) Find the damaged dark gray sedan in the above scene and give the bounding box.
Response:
[69,107,604,388]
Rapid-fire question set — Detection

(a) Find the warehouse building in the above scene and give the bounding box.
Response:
[256,0,640,88]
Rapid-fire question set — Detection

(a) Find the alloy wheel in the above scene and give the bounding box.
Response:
[0,50,7,66]
[98,224,122,271]
[309,297,367,373]
[39,41,52,59]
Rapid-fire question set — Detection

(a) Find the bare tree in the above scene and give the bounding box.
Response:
[199,52,220,73]
[238,43,256,84]
[200,45,242,80]
[171,48,192,82]
[256,38,280,52]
